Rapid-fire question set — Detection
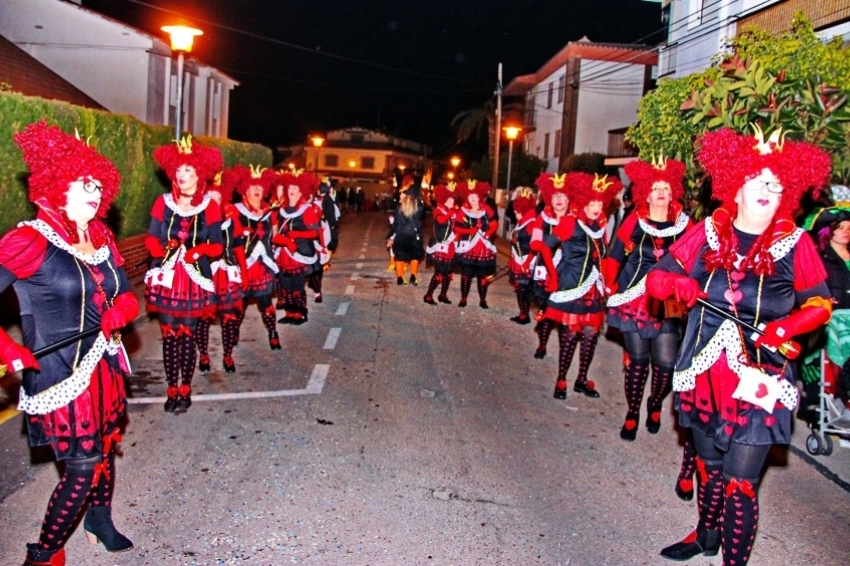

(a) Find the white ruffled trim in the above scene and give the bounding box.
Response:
[511,249,529,265]
[235,203,271,222]
[281,247,318,265]
[221,218,232,231]
[277,203,311,220]
[638,212,689,238]
[18,333,126,415]
[426,241,454,255]
[607,275,646,307]
[548,266,603,303]
[20,220,111,265]
[541,212,559,226]
[577,220,605,240]
[705,218,802,263]
[460,207,486,219]
[144,246,215,292]
[246,242,279,273]
[512,218,534,234]
[455,232,497,254]
[163,193,210,217]
[673,319,797,410]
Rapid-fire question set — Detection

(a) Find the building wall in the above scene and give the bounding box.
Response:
[574,59,646,158]
[665,0,741,79]
[524,66,566,173]
[739,0,850,33]
[0,0,153,120]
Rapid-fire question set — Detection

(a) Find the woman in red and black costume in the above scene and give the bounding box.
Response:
[232,165,281,349]
[145,137,223,413]
[536,172,621,399]
[603,157,692,440]
[529,173,571,359]
[0,121,139,565]
[423,182,458,304]
[507,189,538,324]
[648,128,832,564]
[195,168,249,373]
[272,170,321,325]
[453,180,498,308]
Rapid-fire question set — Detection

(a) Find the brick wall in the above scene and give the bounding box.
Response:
[739,0,850,35]
[117,234,148,281]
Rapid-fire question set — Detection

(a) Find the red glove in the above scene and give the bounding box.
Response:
[185,243,223,263]
[755,304,831,351]
[101,291,140,336]
[601,257,620,295]
[273,234,297,252]
[646,269,706,308]
[0,329,38,373]
[521,253,536,276]
[289,229,318,240]
[544,275,559,294]
[144,235,166,259]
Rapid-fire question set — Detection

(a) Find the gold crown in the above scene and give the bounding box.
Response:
[752,124,785,155]
[650,154,668,170]
[551,173,566,189]
[447,182,456,192]
[175,135,194,154]
[213,171,222,186]
[249,164,267,179]
[468,180,477,190]
[518,187,535,199]
[592,173,613,193]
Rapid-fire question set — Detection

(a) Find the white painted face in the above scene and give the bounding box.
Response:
[832,220,850,247]
[583,200,604,221]
[550,192,568,214]
[175,164,199,196]
[466,193,480,208]
[64,176,103,226]
[287,184,302,205]
[735,168,782,224]
[208,189,222,205]
[648,181,672,209]
[246,185,264,208]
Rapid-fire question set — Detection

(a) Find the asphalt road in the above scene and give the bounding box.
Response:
[0,211,848,565]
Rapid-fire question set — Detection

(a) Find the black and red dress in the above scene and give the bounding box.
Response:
[144,193,222,319]
[0,214,132,460]
[275,202,321,323]
[236,201,277,299]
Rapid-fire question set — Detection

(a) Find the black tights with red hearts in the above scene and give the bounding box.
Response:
[35,455,99,552]
[536,320,553,351]
[439,274,452,299]
[622,357,650,428]
[691,430,769,566]
[196,316,213,358]
[678,430,697,488]
[196,310,241,360]
[307,271,322,295]
[555,325,582,386]
[460,274,472,300]
[514,282,532,318]
[160,323,196,388]
[425,274,440,298]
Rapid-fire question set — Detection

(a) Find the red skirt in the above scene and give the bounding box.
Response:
[27,358,126,461]
[146,262,213,317]
[244,261,275,299]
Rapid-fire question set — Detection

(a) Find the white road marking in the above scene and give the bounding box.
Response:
[356,262,363,269]
[335,302,350,315]
[350,273,360,280]
[324,327,342,350]
[359,254,366,260]
[344,285,355,295]
[126,363,331,404]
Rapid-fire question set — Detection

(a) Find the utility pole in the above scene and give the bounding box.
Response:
[492,63,502,192]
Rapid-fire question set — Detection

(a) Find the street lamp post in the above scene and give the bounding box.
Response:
[310,136,324,173]
[161,24,203,140]
[503,126,521,194]
[348,159,356,184]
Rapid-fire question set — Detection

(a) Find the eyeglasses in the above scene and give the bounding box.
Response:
[745,180,783,194]
[82,180,104,194]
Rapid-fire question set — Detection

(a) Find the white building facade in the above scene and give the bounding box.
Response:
[0,0,237,138]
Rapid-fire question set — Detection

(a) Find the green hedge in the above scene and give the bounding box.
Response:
[0,91,271,238]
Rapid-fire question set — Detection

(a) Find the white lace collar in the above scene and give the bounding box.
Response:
[236,202,271,221]
[163,193,211,217]
[705,218,803,263]
[278,203,311,219]
[20,219,111,265]
[638,212,689,238]
[513,218,534,233]
[461,207,486,219]
[577,220,605,240]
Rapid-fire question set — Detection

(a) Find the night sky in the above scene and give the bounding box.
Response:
[80,0,664,160]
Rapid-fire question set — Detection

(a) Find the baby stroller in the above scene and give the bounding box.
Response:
[800,311,850,456]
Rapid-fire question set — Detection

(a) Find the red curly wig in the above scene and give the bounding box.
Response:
[232,165,275,199]
[568,172,622,211]
[433,182,458,205]
[277,170,320,205]
[697,127,831,216]
[457,179,491,201]
[153,136,223,185]
[14,120,121,218]
[624,157,686,212]
[512,188,537,217]
[535,173,569,205]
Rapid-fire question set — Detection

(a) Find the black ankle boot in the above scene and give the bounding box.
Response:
[83,506,134,552]
[660,526,719,561]
[198,355,211,373]
[573,380,600,398]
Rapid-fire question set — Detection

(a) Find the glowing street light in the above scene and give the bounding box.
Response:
[503,126,522,193]
[348,159,356,184]
[310,136,324,172]
[161,24,203,139]
[450,156,461,169]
